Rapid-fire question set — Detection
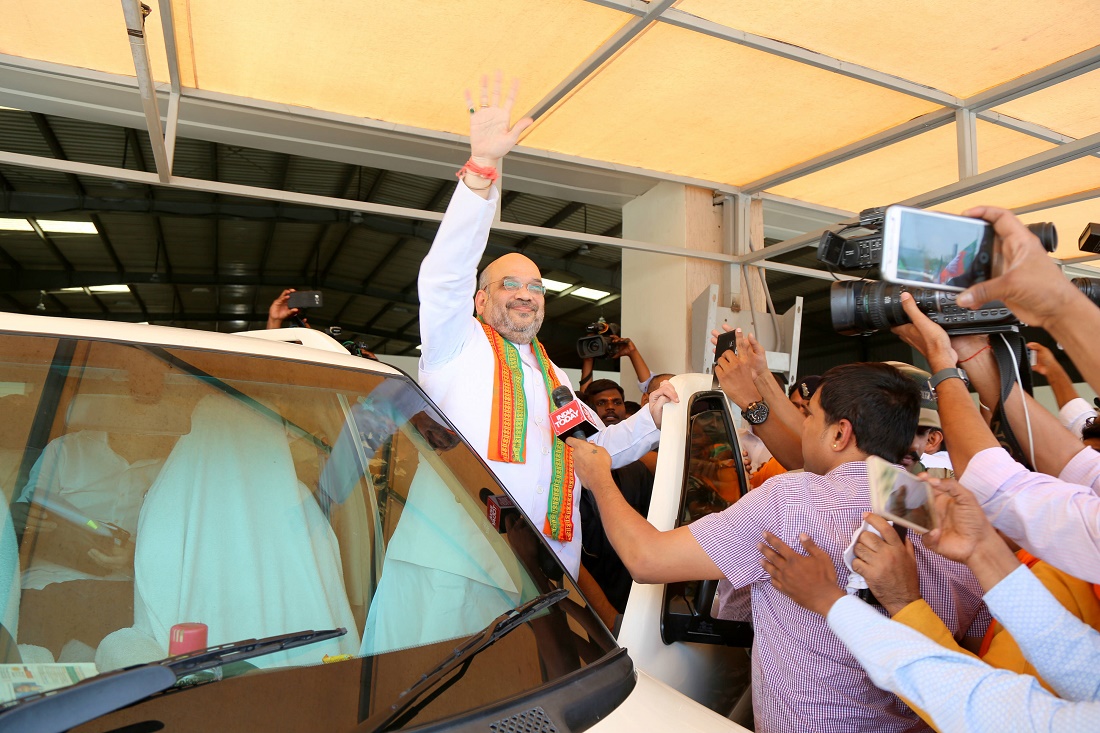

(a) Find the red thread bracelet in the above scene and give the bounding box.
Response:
[958,344,991,364]
[456,158,500,183]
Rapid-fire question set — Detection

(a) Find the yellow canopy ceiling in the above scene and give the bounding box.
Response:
[1,0,1098,260]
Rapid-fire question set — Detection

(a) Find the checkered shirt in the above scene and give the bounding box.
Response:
[690,461,990,733]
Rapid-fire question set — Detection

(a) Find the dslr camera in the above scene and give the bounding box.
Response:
[823,205,1065,336]
[576,318,622,359]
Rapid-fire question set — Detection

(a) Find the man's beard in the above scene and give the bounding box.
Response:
[484,299,543,344]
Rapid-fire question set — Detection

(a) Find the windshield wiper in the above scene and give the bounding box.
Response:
[359,588,570,733]
[0,627,346,733]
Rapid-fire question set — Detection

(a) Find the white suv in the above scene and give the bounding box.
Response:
[0,315,751,733]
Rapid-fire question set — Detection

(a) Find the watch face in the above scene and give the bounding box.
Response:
[743,401,769,425]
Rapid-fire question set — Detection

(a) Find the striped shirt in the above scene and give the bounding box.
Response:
[690,461,989,733]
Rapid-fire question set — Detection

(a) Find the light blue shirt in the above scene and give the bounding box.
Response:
[827,565,1100,731]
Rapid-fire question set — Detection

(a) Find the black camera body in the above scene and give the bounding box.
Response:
[817,207,1057,272]
[576,319,621,359]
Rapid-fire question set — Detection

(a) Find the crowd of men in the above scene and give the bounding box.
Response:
[277,75,1100,731]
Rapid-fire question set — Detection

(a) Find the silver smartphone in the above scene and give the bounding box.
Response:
[867,455,937,534]
[880,205,996,293]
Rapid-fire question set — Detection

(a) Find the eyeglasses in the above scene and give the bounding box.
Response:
[484,277,546,296]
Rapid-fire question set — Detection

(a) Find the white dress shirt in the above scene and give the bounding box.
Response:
[1061,397,1098,438]
[961,446,1100,582]
[417,181,660,578]
[827,566,1100,731]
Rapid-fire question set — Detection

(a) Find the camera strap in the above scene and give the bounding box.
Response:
[988,332,1034,470]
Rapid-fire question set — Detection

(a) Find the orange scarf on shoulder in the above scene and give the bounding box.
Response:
[481,321,575,541]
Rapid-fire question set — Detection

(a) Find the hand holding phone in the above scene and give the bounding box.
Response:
[711,329,737,372]
[867,455,937,533]
[286,290,323,311]
[881,206,995,293]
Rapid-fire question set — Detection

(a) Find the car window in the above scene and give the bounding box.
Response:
[0,333,617,729]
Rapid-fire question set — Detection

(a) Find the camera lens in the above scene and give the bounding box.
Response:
[1026,222,1058,253]
[830,281,945,335]
[1072,277,1100,307]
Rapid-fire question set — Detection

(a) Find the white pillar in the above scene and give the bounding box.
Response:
[620,182,723,399]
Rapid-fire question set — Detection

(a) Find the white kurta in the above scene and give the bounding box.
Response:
[417,181,660,578]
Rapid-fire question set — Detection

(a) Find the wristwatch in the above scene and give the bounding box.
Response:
[928,367,969,393]
[741,400,769,425]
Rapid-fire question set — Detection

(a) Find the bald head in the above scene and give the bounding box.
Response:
[475,253,545,344]
[479,253,541,290]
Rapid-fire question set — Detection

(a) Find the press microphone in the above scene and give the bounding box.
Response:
[550,386,599,443]
[480,487,518,533]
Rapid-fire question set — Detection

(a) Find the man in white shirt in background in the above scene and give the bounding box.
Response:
[417,74,676,581]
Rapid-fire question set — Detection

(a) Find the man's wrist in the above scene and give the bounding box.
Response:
[927,352,958,372]
[812,587,846,617]
[469,155,500,170]
[882,593,921,618]
[968,536,1021,593]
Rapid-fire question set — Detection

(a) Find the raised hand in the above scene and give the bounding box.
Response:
[714,329,764,409]
[464,72,534,167]
[956,206,1077,329]
[646,380,679,428]
[921,477,997,564]
[267,288,298,329]
[890,292,958,372]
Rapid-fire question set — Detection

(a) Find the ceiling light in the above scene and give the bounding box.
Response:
[38,220,97,234]
[571,287,611,301]
[415,344,423,350]
[540,278,572,293]
[59,284,131,295]
[0,218,33,232]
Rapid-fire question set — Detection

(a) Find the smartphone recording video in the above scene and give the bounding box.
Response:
[711,329,737,373]
[866,455,937,534]
[287,290,324,310]
[881,205,995,293]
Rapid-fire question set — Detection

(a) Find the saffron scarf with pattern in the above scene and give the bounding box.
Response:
[480,321,575,542]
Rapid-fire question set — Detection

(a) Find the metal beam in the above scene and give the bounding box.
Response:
[514,201,584,251]
[27,218,73,271]
[754,260,862,283]
[899,129,1100,209]
[0,53,737,208]
[741,129,1100,265]
[956,108,978,179]
[0,149,732,266]
[741,109,956,194]
[121,0,171,182]
[965,44,1100,111]
[736,44,1100,195]
[0,188,623,290]
[1013,187,1100,216]
[0,269,422,306]
[524,0,677,121]
[655,7,963,107]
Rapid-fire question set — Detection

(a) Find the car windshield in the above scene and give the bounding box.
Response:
[0,333,616,729]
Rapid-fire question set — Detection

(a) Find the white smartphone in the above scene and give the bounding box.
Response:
[880,205,996,293]
[866,455,937,534]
